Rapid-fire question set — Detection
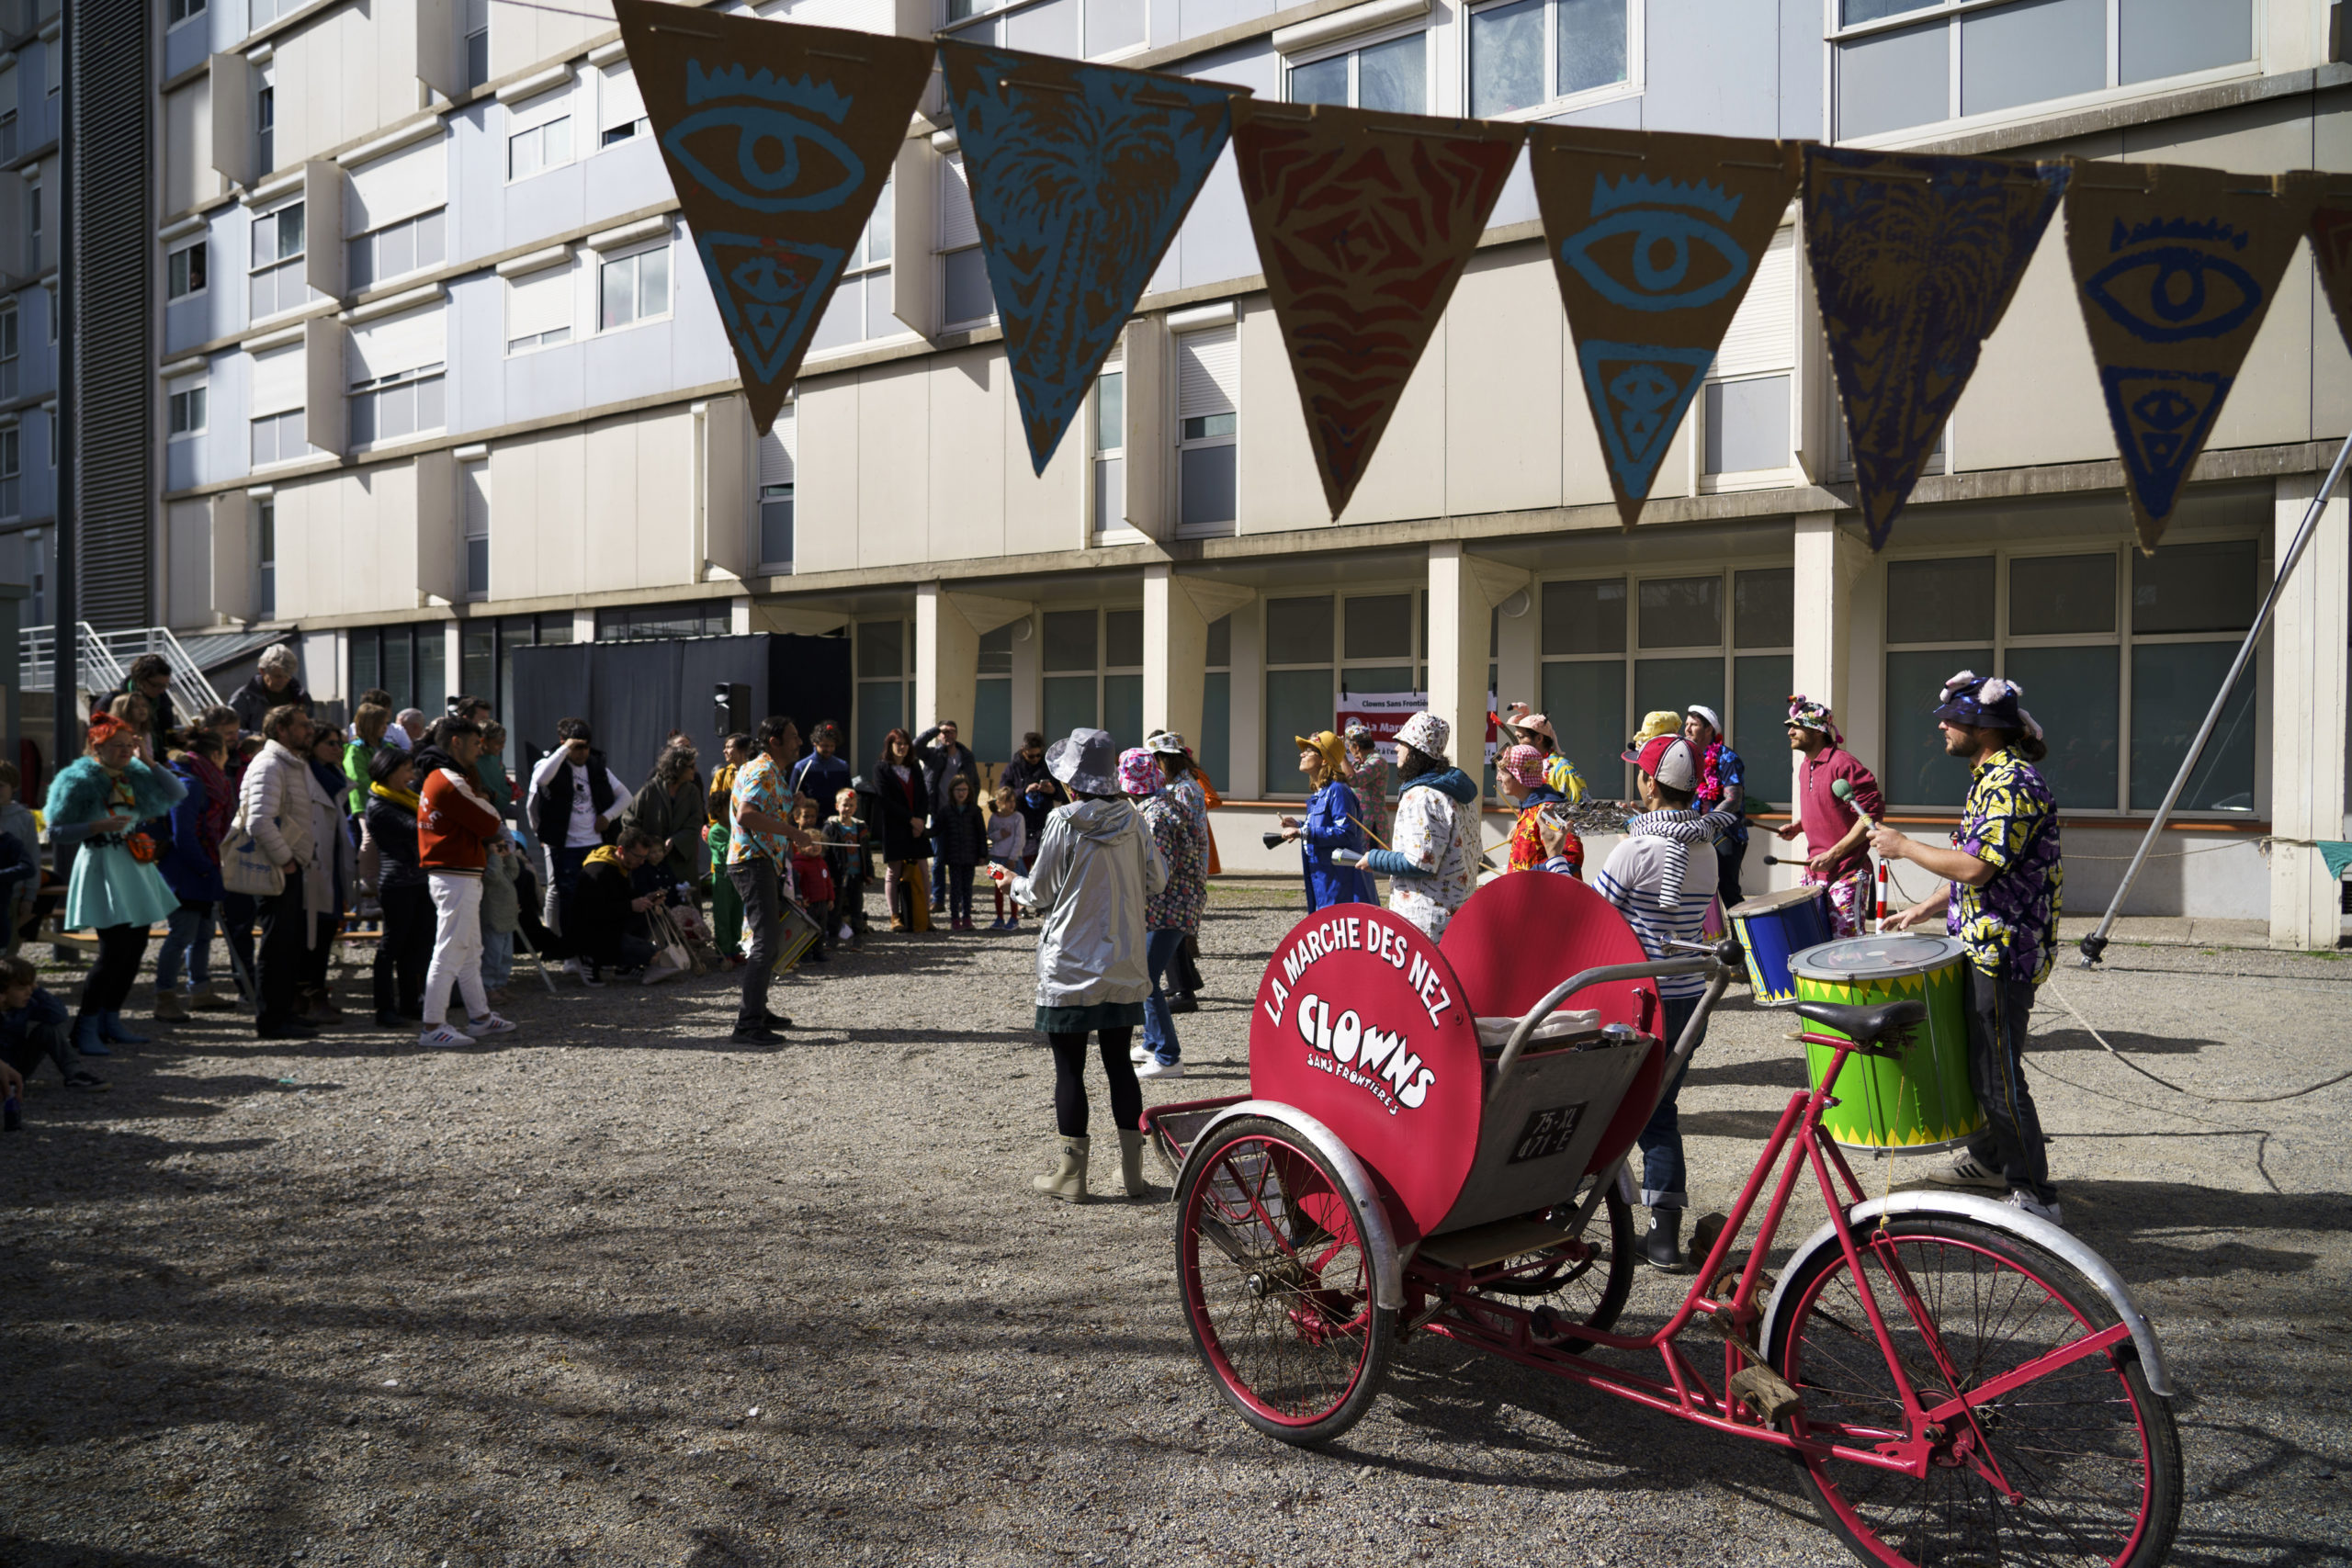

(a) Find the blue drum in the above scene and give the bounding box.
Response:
[1726,885,1833,1007]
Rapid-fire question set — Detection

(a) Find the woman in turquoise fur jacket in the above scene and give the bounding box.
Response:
[47,714,187,1053]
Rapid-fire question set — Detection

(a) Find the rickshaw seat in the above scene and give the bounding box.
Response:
[1795,997,1924,1051]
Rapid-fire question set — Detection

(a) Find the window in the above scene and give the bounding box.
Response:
[349,622,457,715]
[598,62,647,147]
[1091,349,1125,538]
[0,426,18,518]
[808,180,895,353]
[1832,0,2254,141]
[249,200,306,320]
[594,602,729,640]
[1261,592,1427,795]
[461,459,489,601]
[347,210,447,293]
[1702,228,1796,479]
[975,623,1012,764]
[167,0,205,25]
[508,115,572,182]
[248,0,291,34]
[1,108,17,164]
[1202,613,1233,790]
[348,364,445,446]
[254,499,276,620]
[250,339,307,465]
[465,0,490,90]
[597,240,671,331]
[255,84,274,174]
[24,178,39,273]
[168,238,209,300]
[168,380,208,438]
[938,154,993,330]
[1469,0,1629,118]
[13,526,47,624]
[1286,29,1427,113]
[757,409,795,572]
[855,618,911,769]
[1176,323,1238,535]
[0,306,17,400]
[1041,606,1146,750]
[250,408,304,464]
[504,264,572,354]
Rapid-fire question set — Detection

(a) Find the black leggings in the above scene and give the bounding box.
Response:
[1047,1027,1140,1138]
[80,923,150,1020]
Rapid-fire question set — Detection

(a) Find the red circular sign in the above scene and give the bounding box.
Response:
[1249,903,1483,1244]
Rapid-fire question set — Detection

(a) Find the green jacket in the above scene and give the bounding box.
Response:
[341,739,378,815]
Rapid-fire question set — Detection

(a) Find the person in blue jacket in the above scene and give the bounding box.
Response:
[1276,730,1373,910]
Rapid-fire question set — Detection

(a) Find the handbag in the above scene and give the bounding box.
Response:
[641,903,695,983]
[220,789,287,898]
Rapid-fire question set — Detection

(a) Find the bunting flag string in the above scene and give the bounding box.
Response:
[613,0,932,435]
[940,41,1244,477]
[2064,162,2318,552]
[1229,100,1525,520]
[1531,126,1801,531]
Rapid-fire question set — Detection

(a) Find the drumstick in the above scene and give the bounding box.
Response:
[1831,778,1890,933]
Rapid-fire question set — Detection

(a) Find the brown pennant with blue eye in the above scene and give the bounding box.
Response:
[2063,161,2318,552]
[941,42,1242,476]
[615,0,933,435]
[1530,127,1800,531]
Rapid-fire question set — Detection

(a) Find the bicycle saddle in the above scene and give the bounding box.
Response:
[1794,998,1924,1049]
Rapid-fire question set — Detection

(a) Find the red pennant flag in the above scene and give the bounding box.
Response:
[1230,101,1524,519]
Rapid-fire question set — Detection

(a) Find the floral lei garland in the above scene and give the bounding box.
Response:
[1693,740,1726,807]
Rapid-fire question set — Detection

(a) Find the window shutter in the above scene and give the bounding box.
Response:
[786,0,895,33]
[349,301,447,381]
[599,62,644,134]
[938,152,978,251]
[759,408,796,486]
[505,265,571,340]
[1712,227,1794,378]
[346,133,447,235]
[250,342,305,413]
[1176,324,1238,418]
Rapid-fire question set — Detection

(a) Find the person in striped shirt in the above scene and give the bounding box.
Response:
[1591,732,1740,1273]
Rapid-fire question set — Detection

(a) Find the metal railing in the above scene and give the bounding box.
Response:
[19,623,223,718]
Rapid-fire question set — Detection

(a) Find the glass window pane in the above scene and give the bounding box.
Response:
[1179,445,1238,527]
[1887,557,1995,643]
[1093,456,1125,526]
[1343,593,1412,660]
[1043,673,1097,739]
[348,391,377,447]
[1205,614,1232,668]
[1637,576,1724,650]
[1340,664,1414,696]
[419,630,447,716]
[1556,0,1627,96]
[857,675,905,770]
[1543,577,1626,656]
[1265,668,1335,795]
[2131,643,2256,811]
[865,181,893,263]
[641,246,671,316]
[347,234,374,292]
[1837,19,1951,140]
[1884,648,1992,807]
[1104,607,1144,668]
[974,677,1012,764]
[602,258,634,329]
[352,634,379,697]
[461,625,495,694]
[1094,372,1122,452]
[1733,568,1793,649]
[1634,656,1723,742]
[1202,670,1231,788]
[2009,552,2116,637]
[1102,672,1144,750]
[977,624,1013,675]
[2121,0,2250,85]
[944,247,994,324]
[1289,53,1350,106]
[1469,0,1545,118]
[1842,0,1935,20]
[1960,0,2104,117]
[384,630,413,711]
[416,209,446,268]
[2005,646,2118,808]
[1358,33,1426,112]
[760,495,794,567]
[1267,595,1335,666]
[857,618,903,679]
[1702,374,1790,474]
[537,613,574,645]
[379,220,414,280]
[2132,539,2256,633]
[277,203,303,259]
[1732,653,1793,807]
[1043,608,1098,673]
[1542,659,1625,795]
[545,117,571,166]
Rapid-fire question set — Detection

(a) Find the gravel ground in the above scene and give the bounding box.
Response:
[5,886,2350,1568]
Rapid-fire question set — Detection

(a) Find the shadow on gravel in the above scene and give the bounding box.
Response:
[2034,1026,2221,1056]
[0,1539,217,1568]
[2052,1181,2351,1282]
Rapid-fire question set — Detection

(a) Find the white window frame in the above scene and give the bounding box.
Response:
[506,88,576,185]
[1696,225,1803,494]
[347,209,447,294]
[166,0,206,28]
[1173,316,1238,540]
[756,403,795,575]
[938,152,993,332]
[167,235,209,301]
[596,61,648,150]
[461,458,491,602]
[248,197,307,322]
[1261,586,1429,798]
[1463,0,1643,122]
[1825,0,2264,146]
[254,496,277,620]
[1283,22,1432,112]
[595,237,672,333]
[347,362,447,449]
[1089,349,1137,547]
[503,259,574,355]
[167,378,208,440]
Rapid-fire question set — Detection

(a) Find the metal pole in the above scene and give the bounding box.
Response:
[2077,427,2352,967]
[51,0,75,776]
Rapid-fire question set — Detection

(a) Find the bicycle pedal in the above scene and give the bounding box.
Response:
[1729,1364,1803,1423]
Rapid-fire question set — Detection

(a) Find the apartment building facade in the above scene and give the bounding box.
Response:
[127,0,2350,944]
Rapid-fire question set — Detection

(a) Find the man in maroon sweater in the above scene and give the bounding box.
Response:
[1773,694,1884,937]
[416,717,514,1047]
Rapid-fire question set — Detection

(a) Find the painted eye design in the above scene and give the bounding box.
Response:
[663,105,865,215]
[2083,245,2261,344]
[1559,209,1750,313]
[2130,385,2202,432]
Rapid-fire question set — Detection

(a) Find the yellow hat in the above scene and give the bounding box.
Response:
[1294,729,1350,779]
[1630,710,1682,749]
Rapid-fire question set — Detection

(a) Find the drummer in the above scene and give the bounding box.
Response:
[1774,694,1882,937]
[1871,672,2064,1226]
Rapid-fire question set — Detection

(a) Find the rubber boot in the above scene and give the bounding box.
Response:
[98,1011,152,1044]
[1643,1208,1684,1272]
[154,989,190,1022]
[1116,1130,1150,1200]
[73,1013,110,1056]
[1030,1135,1089,1203]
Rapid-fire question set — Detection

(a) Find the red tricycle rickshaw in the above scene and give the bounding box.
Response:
[1141,873,2182,1568]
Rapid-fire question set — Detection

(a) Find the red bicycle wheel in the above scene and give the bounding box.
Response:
[1175,1115,1394,1445]
[1767,1215,2182,1568]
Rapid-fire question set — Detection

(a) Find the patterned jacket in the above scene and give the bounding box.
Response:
[1949,748,2063,983]
[1139,793,1206,934]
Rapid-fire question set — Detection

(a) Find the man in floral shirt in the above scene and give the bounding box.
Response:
[1122,748,1203,1080]
[1873,671,2064,1224]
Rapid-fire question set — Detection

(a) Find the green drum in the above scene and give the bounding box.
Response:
[1791,934,1984,1155]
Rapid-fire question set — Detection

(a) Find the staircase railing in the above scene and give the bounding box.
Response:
[18,624,225,719]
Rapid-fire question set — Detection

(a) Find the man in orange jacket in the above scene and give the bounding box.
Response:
[416,717,514,1048]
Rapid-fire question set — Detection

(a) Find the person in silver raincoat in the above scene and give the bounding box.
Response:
[991,728,1167,1205]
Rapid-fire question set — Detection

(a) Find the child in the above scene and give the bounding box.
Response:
[934,774,989,931]
[0,763,39,958]
[480,836,521,1004]
[789,797,835,963]
[986,784,1027,931]
[821,787,870,951]
[0,953,106,1091]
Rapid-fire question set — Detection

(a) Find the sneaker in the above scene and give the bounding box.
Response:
[1643,1213,1685,1272]
[1169,993,1200,1015]
[419,1023,475,1048]
[1923,1151,2008,1191]
[2005,1190,2064,1226]
[1136,1057,1183,1080]
[62,1068,109,1091]
[762,1010,794,1031]
[729,1022,781,1044]
[1130,1041,1150,1064]
[465,1013,518,1036]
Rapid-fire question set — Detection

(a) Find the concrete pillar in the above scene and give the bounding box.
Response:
[2268,474,2350,950]
[1791,511,1871,734]
[1148,568,1255,751]
[915,582,978,739]
[1426,542,1531,777]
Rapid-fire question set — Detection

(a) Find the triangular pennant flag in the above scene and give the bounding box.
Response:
[1230,101,1525,519]
[2066,162,2318,551]
[616,0,932,434]
[1529,127,1800,530]
[1804,146,2068,549]
[940,42,1242,476]
[2308,179,2352,352]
